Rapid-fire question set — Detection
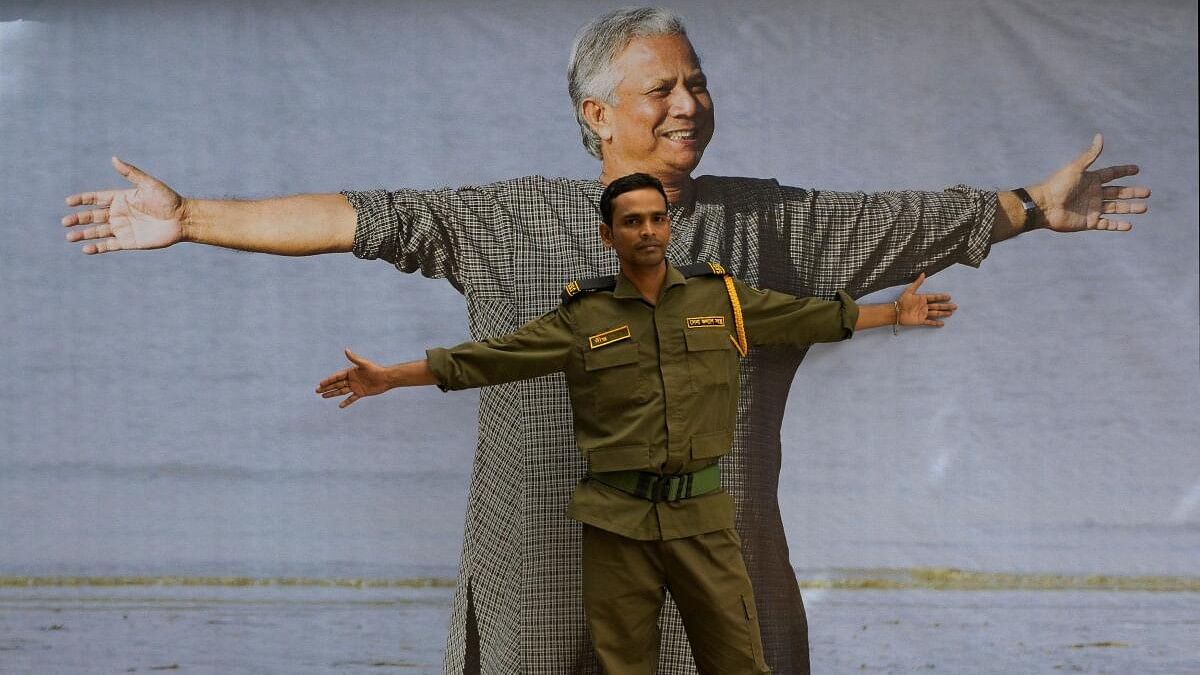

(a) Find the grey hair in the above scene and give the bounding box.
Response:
[568,7,691,159]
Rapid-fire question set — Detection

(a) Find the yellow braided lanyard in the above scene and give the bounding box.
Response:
[711,263,748,358]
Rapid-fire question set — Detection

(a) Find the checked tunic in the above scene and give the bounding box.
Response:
[343,175,995,674]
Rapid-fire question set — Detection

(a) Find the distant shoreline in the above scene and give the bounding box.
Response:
[5,568,1198,592]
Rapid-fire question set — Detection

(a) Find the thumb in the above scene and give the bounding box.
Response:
[904,272,926,295]
[112,156,153,187]
[1073,133,1104,170]
[345,348,367,366]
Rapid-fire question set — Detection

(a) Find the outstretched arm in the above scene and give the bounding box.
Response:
[855,273,955,331]
[63,157,356,255]
[991,133,1150,242]
[769,133,1150,300]
[317,349,438,409]
[318,309,575,407]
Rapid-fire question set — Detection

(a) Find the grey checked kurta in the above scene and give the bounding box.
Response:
[343,176,995,675]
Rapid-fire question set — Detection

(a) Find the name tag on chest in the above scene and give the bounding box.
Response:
[686,316,726,329]
[589,325,632,349]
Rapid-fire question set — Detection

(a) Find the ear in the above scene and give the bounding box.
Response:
[581,98,613,142]
[597,221,614,248]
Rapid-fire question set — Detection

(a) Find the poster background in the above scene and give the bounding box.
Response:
[2,0,1196,589]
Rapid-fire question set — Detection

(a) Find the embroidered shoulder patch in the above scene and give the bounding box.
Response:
[560,275,616,304]
[589,325,632,349]
[686,316,726,328]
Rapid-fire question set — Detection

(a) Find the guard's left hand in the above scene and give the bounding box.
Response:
[316,348,392,408]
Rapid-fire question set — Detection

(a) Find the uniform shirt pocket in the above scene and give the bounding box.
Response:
[582,341,644,419]
[684,329,736,391]
[583,341,640,371]
[689,430,731,462]
[683,329,737,432]
[683,328,733,353]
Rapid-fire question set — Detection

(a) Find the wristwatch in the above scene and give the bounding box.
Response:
[1012,187,1042,230]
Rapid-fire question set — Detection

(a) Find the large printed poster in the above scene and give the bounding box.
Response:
[2,1,1196,672]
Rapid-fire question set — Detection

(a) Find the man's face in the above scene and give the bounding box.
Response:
[600,187,671,270]
[598,34,715,177]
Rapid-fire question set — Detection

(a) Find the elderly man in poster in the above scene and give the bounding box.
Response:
[62,7,1149,675]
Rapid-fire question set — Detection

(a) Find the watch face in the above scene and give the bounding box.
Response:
[1014,187,1036,210]
[1013,187,1041,229]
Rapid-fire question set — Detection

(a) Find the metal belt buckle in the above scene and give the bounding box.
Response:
[656,474,684,502]
[656,476,671,502]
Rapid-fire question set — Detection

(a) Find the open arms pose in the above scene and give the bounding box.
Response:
[314,176,959,674]
[59,8,1151,675]
[317,272,950,409]
[64,133,1146,257]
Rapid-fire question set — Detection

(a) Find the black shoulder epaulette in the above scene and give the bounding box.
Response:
[678,262,728,278]
[561,275,616,304]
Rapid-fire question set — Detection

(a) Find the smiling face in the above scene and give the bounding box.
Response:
[600,186,672,272]
[586,34,715,181]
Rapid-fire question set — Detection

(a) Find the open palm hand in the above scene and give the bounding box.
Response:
[897,273,956,327]
[1035,134,1150,233]
[63,157,185,254]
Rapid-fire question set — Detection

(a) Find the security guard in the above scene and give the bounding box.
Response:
[316,173,957,674]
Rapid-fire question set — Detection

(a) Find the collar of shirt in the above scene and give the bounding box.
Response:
[611,264,688,303]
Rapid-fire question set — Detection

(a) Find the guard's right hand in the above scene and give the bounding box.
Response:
[63,157,185,254]
[896,273,956,328]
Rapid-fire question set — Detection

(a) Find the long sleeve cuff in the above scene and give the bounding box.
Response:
[945,184,997,269]
[425,347,459,392]
[836,290,859,340]
[339,189,391,262]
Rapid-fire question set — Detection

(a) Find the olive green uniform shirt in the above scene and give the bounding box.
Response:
[427,264,858,541]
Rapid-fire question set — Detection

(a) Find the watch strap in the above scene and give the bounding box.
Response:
[1012,187,1042,230]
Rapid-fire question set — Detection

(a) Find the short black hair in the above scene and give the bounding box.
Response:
[599,173,669,226]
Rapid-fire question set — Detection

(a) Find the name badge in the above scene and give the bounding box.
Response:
[589,325,632,349]
[686,316,726,328]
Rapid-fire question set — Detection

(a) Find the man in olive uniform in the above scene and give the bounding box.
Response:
[316,173,957,674]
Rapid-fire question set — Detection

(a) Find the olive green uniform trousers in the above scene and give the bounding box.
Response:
[582,525,771,675]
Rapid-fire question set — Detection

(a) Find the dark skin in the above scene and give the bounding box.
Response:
[316,186,956,408]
